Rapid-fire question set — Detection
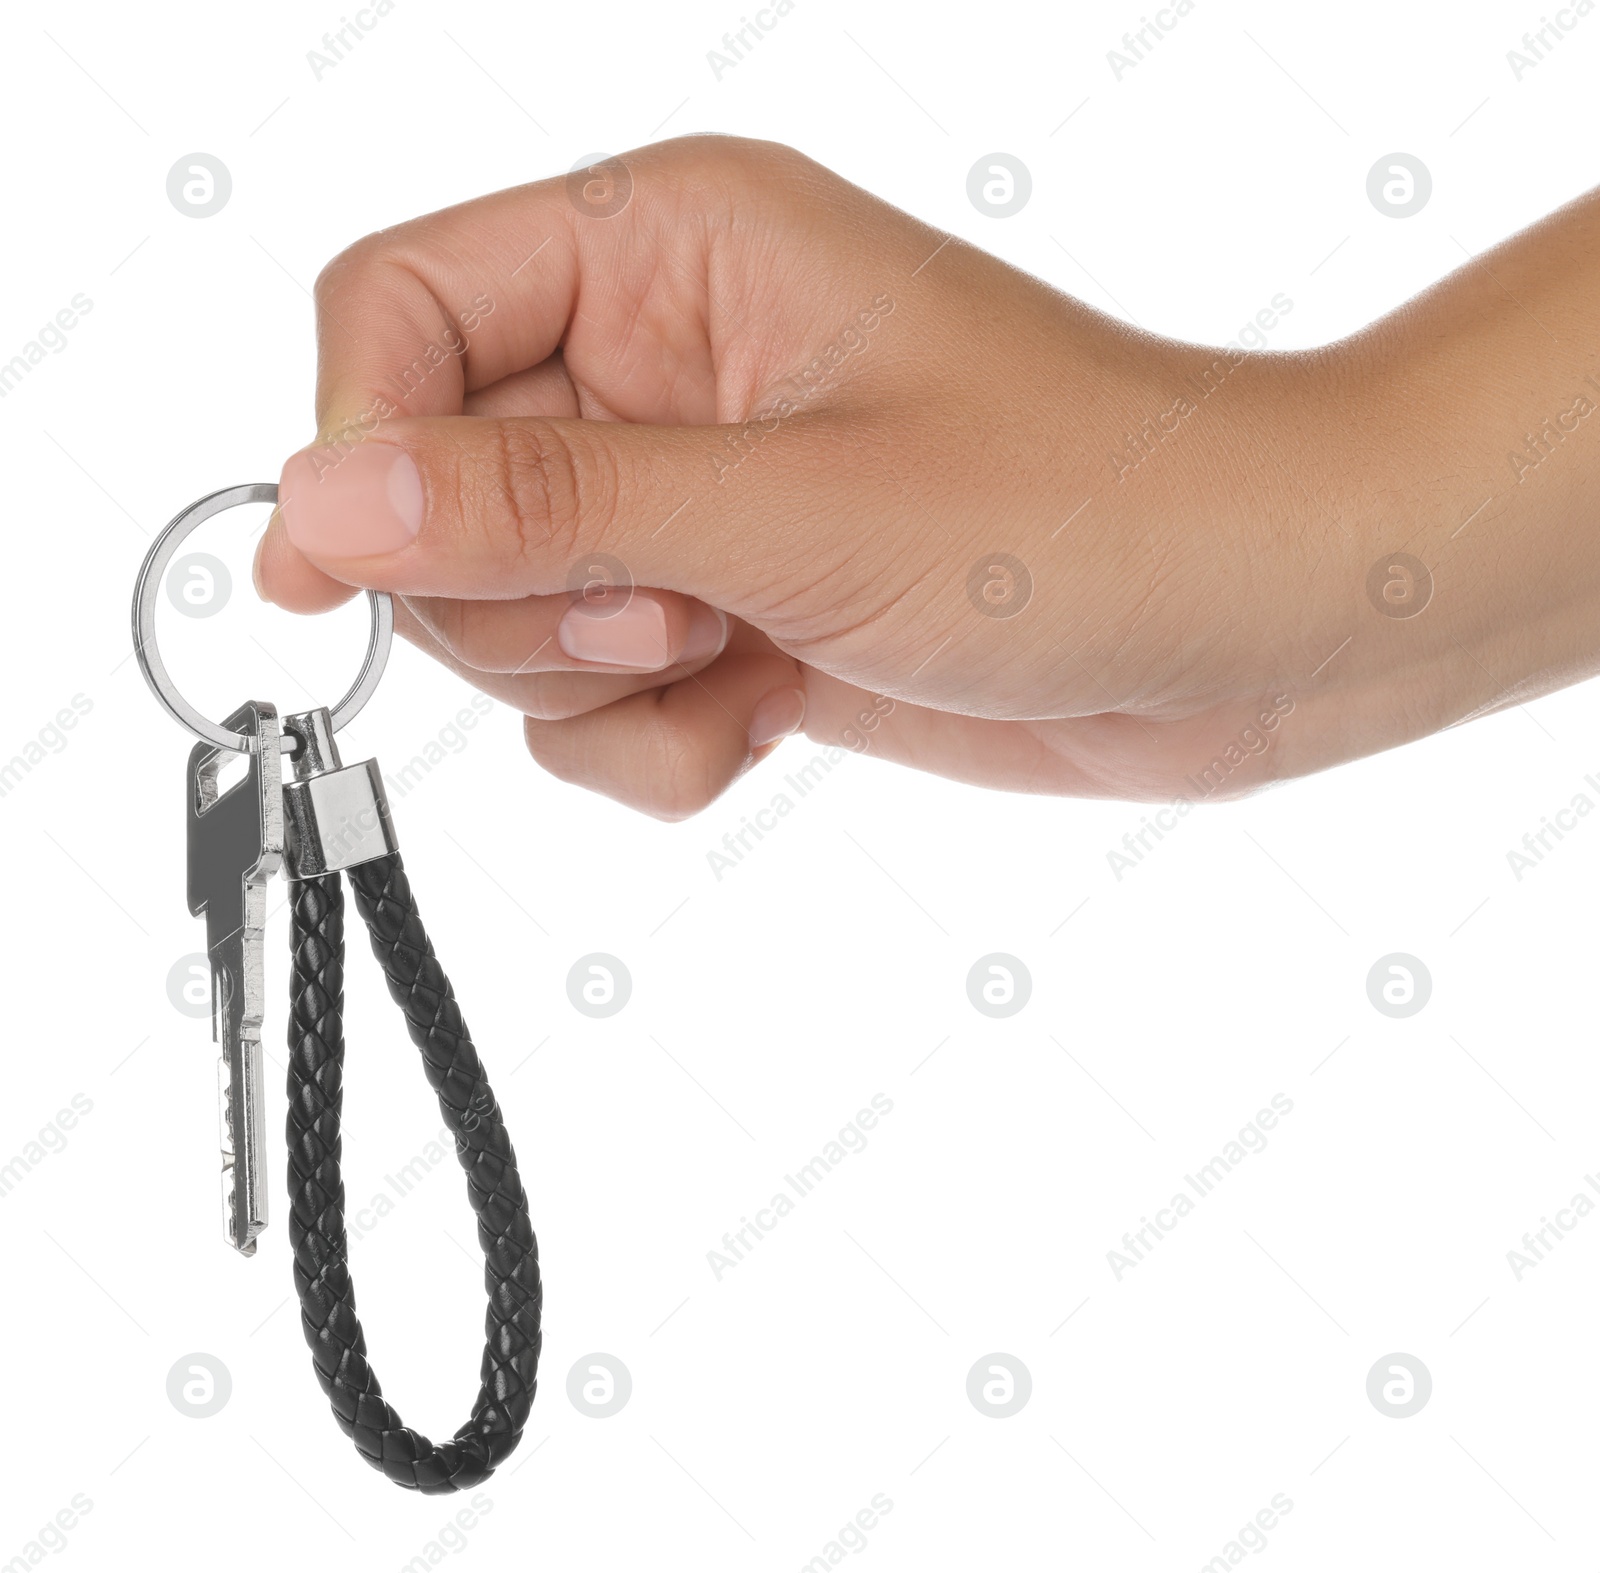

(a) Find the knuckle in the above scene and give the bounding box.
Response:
[633,725,722,821]
[310,248,354,306]
[649,135,824,215]
[521,712,724,821]
[429,600,511,674]
[655,133,807,180]
[517,678,598,723]
[734,137,818,177]
[522,717,602,791]
[313,228,396,304]
[313,230,439,361]
[475,420,616,587]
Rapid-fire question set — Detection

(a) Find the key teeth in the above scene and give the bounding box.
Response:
[223,1163,240,1252]
[220,1054,266,1255]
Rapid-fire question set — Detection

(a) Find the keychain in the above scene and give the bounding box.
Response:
[132,483,542,1492]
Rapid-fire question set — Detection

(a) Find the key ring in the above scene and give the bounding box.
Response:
[134,480,542,1492]
[131,481,394,753]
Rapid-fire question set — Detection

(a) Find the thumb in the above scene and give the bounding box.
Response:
[272,413,821,607]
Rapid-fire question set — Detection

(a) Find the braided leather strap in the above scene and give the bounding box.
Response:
[286,853,542,1492]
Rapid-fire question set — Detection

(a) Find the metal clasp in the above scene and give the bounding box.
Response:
[281,708,398,880]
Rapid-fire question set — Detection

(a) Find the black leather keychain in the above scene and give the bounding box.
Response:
[132,483,542,1492]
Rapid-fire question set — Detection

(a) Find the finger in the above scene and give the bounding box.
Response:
[390,598,731,722]
[522,646,807,819]
[254,507,359,614]
[459,351,581,420]
[272,411,846,609]
[267,138,911,617]
[404,583,728,674]
[304,136,868,438]
[307,156,705,434]
[259,351,584,615]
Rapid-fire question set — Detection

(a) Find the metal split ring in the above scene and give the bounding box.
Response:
[132,482,393,753]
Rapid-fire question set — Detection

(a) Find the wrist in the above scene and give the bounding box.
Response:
[1303,314,1600,762]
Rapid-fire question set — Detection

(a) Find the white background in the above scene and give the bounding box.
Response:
[2,0,1598,1567]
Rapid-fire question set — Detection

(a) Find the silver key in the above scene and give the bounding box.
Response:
[186,700,283,1255]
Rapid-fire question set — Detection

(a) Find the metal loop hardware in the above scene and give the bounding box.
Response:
[132,482,393,753]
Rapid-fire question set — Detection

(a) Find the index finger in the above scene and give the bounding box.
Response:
[265,135,898,611]
[308,134,778,440]
[272,137,731,612]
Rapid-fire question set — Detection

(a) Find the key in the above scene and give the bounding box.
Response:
[185,700,284,1255]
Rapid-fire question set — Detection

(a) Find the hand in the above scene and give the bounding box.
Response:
[257,137,1600,816]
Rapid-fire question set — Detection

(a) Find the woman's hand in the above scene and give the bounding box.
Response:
[257,136,1600,816]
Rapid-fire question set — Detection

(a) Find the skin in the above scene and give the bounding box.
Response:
[256,135,1600,819]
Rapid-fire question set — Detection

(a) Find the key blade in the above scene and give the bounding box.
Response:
[186,701,283,1255]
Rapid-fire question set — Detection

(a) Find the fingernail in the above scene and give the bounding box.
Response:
[279,440,423,558]
[558,592,673,669]
[679,603,728,664]
[749,688,806,749]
